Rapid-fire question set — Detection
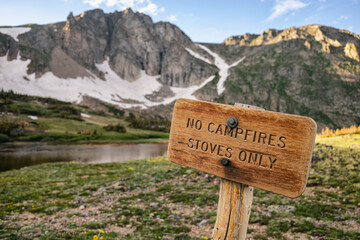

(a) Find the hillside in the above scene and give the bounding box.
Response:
[0,9,359,130]
[200,25,360,130]
[0,91,169,144]
[0,137,359,239]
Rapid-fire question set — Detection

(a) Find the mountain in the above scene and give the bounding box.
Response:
[0,8,217,108]
[0,9,359,130]
[199,25,360,129]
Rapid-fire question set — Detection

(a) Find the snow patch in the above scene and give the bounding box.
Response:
[94,59,162,105]
[185,47,212,64]
[152,75,216,106]
[80,113,91,118]
[0,48,237,109]
[230,57,246,68]
[0,27,31,41]
[28,116,38,120]
[197,44,245,95]
[0,55,163,109]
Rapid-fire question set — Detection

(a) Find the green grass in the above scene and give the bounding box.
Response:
[316,133,360,151]
[0,138,359,239]
[0,91,169,144]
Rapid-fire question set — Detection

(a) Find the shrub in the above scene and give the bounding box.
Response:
[0,117,22,135]
[126,116,171,132]
[103,123,127,133]
[0,133,9,143]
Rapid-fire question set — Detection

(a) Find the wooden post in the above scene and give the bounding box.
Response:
[213,103,263,240]
[213,179,253,240]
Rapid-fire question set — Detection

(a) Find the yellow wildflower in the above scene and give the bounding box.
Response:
[93,235,98,240]
[98,229,104,234]
[201,236,208,240]
[128,167,134,171]
[100,237,104,240]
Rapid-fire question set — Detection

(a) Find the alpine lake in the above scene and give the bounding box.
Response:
[0,143,168,172]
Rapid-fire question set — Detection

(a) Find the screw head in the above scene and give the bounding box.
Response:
[227,117,238,128]
[221,158,230,166]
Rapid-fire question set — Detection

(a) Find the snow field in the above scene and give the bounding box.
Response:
[0,45,245,109]
[0,27,31,41]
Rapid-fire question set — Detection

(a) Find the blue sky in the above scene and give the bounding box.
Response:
[0,0,359,43]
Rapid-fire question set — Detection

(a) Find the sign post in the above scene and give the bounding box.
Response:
[212,178,253,239]
[168,98,317,239]
[213,103,261,239]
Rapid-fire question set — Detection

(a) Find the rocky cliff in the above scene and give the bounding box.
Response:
[0,8,217,87]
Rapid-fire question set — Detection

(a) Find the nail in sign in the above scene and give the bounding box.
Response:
[168,99,317,198]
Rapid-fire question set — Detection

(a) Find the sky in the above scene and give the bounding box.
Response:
[0,0,359,43]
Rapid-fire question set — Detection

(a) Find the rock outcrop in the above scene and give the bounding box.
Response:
[223,24,360,61]
[344,42,360,62]
[0,8,217,86]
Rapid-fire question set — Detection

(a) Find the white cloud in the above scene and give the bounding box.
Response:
[340,15,349,20]
[166,14,177,21]
[83,0,165,16]
[266,0,308,21]
[139,3,164,16]
[347,26,353,31]
[83,0,103,7]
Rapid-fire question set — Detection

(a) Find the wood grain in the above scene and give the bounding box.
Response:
[212,179,253,240]
[168,98,317,198]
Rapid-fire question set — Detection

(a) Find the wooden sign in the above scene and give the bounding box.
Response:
[168,98,317,198]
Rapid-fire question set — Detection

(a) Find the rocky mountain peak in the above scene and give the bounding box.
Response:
[223,24,360,62]
[123,8,134,15]
[67,12,74,21]
[0,8,217,86]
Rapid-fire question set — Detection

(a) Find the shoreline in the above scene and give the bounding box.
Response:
[0,139,169,146]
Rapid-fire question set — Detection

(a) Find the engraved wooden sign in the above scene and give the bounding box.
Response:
[168,98,317,198]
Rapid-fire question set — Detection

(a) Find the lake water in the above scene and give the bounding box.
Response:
[0,143,168,172]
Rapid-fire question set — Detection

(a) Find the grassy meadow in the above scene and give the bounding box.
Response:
[0,132,359,239]
[0,91,170,144]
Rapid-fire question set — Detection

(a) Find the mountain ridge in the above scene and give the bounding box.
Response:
[1,8,217,86]
[0,9,359,129]
[222,24,360,63]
